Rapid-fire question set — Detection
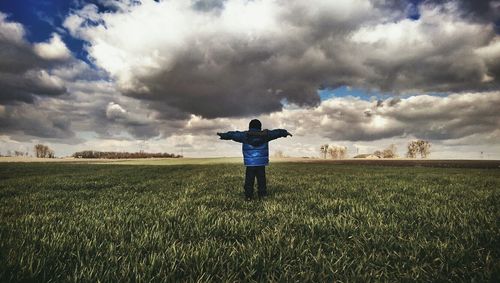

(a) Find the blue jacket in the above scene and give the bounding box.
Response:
[218,128,289,166]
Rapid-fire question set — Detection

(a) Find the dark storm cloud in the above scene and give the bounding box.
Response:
[64,0,500,120]
[0,13,68,104]
[127,42,316,119]
[425,0,500,22]
[63,0,392,118]
[0,103,76,140]
[105,101,162,138]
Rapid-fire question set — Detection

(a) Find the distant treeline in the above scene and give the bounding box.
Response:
[72,151,183,159]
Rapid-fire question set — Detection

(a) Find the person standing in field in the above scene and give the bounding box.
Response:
[217,119,292,200]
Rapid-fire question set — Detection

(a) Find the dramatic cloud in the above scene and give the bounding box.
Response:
[350,6,497,92]
[157,90,500,149]
[0,102,75,139]
[0,12,162,142]
[64,0,500,119]
[0,13,69,103]
[0,78,166,142]
[2,89,499,158]
[269,91,500,142]
[1,1,499,159]
[48,80,171,140]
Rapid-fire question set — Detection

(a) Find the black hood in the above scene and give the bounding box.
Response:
[245,129,268,146]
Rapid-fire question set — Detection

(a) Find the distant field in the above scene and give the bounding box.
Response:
[0,161,499,281]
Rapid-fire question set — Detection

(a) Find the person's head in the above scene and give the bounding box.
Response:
[249,119,262,130]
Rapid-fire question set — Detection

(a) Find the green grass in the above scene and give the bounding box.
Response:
[0,162,499,282]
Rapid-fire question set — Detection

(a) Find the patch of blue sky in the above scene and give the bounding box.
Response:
[406,0,422,21]
[0,0,92,63]
[318,86,391,101]
[318,86,450,101]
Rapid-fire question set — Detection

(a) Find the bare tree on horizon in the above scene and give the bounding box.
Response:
[34,144,55,158]
[407,140,431,158]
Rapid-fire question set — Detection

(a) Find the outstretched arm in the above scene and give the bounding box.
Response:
[267,129,292,142]
[216,131,246,143]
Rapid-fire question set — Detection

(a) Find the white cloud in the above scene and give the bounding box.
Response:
[106,102,127,120]
[349,3,496,92]
[0,12,26,44]
[61,0,391,117]
[63,4,102,39]
[33,33,71,60]
[61,0,500,119]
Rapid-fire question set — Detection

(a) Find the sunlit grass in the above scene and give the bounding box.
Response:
[0,162,498,281]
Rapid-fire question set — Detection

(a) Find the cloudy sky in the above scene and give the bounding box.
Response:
[0,0,499,159]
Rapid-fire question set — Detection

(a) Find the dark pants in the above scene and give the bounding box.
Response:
[244,166,267,198]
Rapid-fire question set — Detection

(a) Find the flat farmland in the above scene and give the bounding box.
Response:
[0,160,498,282]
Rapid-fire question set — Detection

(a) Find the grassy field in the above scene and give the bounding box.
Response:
[0,161,499,282]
